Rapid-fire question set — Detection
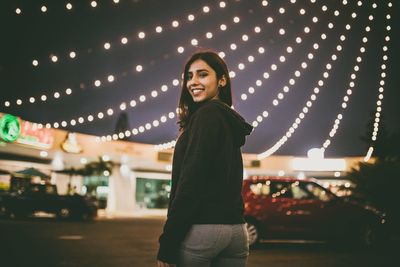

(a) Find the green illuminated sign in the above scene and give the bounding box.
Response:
[0,114,21,142]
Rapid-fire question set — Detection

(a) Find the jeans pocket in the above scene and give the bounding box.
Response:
[182,224,222,250]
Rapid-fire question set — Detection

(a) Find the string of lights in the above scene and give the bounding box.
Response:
[47,81,179,130]
[25,1,311,69]
[214,12,344,103]
[155,140,177,151]
[93,3,337,141]
[6,1,393,160]
[15,1,124,16]
[27,1,234,68]
[13,0,378,157]
[99,24,324,144]
[257,3,377,160]
[4,1,283,109]
[321,2,385,154]
[6,14,234,107]
[155,0,357,151]
[27,1,315,129]
[256,63,342,159]
[239,17,341,120]
[364,2,392,162]
[97,110,178,142]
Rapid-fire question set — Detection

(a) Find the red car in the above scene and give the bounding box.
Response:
[243,176,386,248]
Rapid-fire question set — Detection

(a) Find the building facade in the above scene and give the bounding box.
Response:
[0,113,367,216]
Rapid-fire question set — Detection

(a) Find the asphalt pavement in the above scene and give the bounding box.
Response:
[0,216,397,267]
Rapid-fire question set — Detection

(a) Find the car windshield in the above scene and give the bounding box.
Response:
[249,180,335,202]
[303,182,333,202]
[249,181,271,196]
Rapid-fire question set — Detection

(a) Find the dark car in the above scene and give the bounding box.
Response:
[243,176,387,248]
[0,183,97,220]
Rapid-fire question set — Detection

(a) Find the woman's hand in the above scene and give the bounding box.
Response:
[157,260,176,267]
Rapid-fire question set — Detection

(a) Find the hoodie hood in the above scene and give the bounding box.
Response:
[209,100,253,146]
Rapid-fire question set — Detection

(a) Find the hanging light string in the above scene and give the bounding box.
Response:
[257,4,377,160]
[364,2,392,162]
[39,25,275,130]
[27,1,313,129]
[94,2,336,142]
[154,1,356,151]
[6,5,234,108]
[98,111,178,142]
[12,0,377,155]
[155,140,177,151]
[14,1,124,16]
[321,1,389,155]
[99,35,323,143]
[100,20,325,144]
[19,18,283,131]
[241,13,343,125]
[4,1,283,109]
[26,1,228,67]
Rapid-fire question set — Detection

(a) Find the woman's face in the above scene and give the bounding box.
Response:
[186,59,225,103]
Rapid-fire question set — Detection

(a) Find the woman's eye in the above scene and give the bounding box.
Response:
[199,72,208,78]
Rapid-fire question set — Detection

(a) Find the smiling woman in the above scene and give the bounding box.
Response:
[177,51,233,131]
[186,60,226,103]
[157,51,253,266]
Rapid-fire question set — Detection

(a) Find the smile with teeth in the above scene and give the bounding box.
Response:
[191,88,204,95]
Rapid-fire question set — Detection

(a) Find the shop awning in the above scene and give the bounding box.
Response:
[13,167,50,178]
[53,168,85,176]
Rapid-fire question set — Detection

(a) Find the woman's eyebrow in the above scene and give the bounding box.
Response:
[188,69,209,74]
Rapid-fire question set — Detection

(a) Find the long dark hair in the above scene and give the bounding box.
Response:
[177,50,232,131]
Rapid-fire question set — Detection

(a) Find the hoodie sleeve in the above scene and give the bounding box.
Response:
[157,105,222,263]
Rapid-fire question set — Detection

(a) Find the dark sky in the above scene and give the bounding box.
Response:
[1,0,399,157]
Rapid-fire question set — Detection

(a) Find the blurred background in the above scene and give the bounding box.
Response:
[0,1,399,266]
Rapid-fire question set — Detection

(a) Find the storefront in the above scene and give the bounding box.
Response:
[0,112,369,217]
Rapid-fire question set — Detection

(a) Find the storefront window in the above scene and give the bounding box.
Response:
[83,176,109,209]
[136,178,170,209]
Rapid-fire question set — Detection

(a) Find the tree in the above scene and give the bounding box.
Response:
[348,113,400,226]
[114,112,130,141]
[82,157,115,176]
[359,112,400,161]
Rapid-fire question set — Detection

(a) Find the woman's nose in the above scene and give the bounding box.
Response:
[188,76,199,86]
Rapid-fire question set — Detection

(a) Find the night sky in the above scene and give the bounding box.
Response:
[1,0,399,157]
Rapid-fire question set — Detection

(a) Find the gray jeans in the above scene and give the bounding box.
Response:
[179,224,249,267]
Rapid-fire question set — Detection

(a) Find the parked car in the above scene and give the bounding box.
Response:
[243,176,387,248]
[0,182,98,220]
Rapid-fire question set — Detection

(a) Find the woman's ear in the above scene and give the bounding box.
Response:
[218,75,227,87]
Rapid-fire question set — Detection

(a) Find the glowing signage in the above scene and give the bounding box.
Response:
[61,132,83,153]
[0,114,20,142]
[16,121,54,149]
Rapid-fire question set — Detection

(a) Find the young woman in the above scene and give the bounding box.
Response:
[157,51,253,267]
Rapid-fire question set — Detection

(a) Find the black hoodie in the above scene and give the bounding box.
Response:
[157,99,253,264]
